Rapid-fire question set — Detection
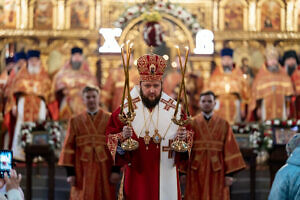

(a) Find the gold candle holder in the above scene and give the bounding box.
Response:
[171,46,190,153]
[119,41,139,151]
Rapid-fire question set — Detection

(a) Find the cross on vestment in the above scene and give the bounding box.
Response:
[160,98,176,111]
[162,139,174,159]
[124,97,141,109]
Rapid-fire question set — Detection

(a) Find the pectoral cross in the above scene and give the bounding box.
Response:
[124,97,140,109]
[160,99,176,111]
[162,139,174,159]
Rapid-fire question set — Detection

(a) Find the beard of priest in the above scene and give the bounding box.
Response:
[140,81,162,109]
[247,47,294,121]
[106,53,194,200]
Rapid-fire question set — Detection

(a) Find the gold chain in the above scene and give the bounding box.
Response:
[138,105,154,137]
[150,102,173,140]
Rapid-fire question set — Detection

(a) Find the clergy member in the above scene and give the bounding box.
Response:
[248,46,294,121]
[106,53,193,200]
[7,50,55,160]
[281,50,300,119]
[205,48,250,124]
[52,47,98,120]
[59,85,119,200]
[184,91,246,200]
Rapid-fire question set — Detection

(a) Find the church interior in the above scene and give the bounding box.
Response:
[1,0,300,199]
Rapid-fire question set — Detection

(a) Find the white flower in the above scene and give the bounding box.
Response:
[297,120,300,125]
[274,120,280,125]
[287,120,293,126]
[249,135,254,142]
[26,134,32,143]
[251,123,259,129]
[245,126,250,132]
[22,130,30,135]
[174,7,185,19]
[127,6,139,14]
[267,139,273,148]
[254,131,261,137]
[184,16,194,26]
[192,23,201,33]
[265,120,272,126]
[154,2,166,11]
[119,17,125,23]
[165,4,175,14]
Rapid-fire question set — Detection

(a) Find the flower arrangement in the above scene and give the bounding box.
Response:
[263,119,300,127]
[232,119,300,164]
[114,1,201,35]
[232,123,273,150]
[19,121,62,150]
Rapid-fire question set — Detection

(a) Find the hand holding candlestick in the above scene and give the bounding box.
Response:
[171,46,191,152]
[119,41,139,151]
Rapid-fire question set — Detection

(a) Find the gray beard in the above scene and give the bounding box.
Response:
[267,65,279,73]
[28,64,41,74]
[71,61,82,70]
[223,66,232,73]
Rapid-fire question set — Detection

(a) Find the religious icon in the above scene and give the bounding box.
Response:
[261,0,281,31]
[70,0,89,29]
[0,0,16,29]
[34,0,53,29]
[224,0,243,30]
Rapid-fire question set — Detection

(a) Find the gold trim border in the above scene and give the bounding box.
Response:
[0,29,98,39]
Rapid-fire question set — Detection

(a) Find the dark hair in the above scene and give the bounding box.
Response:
[200,91,216,99]
[82,85,99,94]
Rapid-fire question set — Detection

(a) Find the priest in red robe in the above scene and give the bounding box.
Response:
[281,50,300,119]
[184,91,246,200]
[106,54,193,200]
[59,86,119,200]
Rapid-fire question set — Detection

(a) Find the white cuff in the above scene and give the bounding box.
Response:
[6,189,23,200]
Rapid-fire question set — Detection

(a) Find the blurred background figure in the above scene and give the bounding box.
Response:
[52,47,98,120]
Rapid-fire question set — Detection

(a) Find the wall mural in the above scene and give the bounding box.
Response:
[70,0,89,29]
[261,0,281,31]
[224,0,243,30]
[34,0,53,29]
[0,0,16,29]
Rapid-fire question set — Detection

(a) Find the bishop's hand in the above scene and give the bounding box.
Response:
[122,126,133,139]
[176,127,187,140]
